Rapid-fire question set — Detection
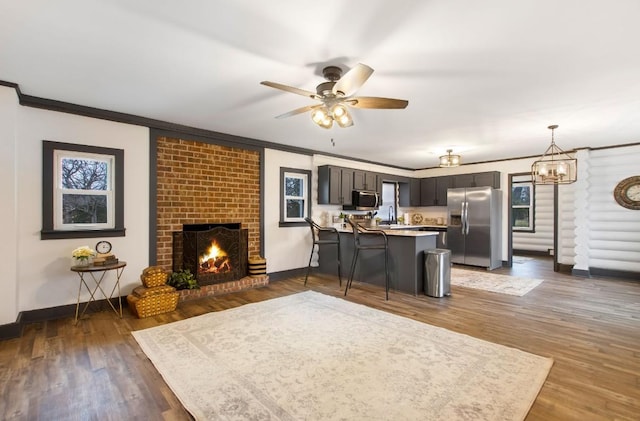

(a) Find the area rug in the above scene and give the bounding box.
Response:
[451,268,544,296]
[512,255,534,264]
[133,291,552,420]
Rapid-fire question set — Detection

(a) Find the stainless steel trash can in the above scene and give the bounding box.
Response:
[424,249,451,297]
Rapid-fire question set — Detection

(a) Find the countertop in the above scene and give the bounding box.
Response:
[333,226,440,237]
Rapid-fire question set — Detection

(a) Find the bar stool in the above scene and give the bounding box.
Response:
[344,218,390,300]
[304,217,342,286]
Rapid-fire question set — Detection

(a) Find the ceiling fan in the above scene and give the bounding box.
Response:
[260,63,409,129]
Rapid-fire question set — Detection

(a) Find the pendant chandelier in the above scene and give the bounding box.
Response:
[439,149,461,167]
[531,125,577,185]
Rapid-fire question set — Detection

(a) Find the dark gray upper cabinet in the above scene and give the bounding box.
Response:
[421,176,452,206]
[435,176,453,206]
[353,169,378,192]
[453,171,500,189]
[318,165,354,205]
[419,178,436,206]
[399,178,422,207]
[410,178,421,206]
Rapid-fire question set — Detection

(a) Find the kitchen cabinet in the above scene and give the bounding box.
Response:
[399,179,420,207]
[353,170,379,192]
[420,176,453,206]
[318,165,354,205]
[410,178,421,206]
[419,178,435,206]
[453,171,500,189]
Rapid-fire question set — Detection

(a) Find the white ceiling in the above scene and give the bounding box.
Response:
[2,0,640,169]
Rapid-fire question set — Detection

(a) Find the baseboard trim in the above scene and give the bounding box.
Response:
[589,267,640,281]
[571,268,591,277]
[267,268,306,282]
[0,297,128,341]
[0,321,23,341]
[513,249,551,257]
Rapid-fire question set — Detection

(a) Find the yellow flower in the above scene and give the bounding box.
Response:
[72,246,96,259]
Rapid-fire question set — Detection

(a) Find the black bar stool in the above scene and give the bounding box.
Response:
[304,217,342,286]
[344,218,390,300]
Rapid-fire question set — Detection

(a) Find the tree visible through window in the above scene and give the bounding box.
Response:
[59,154,110,225]
[42,141,125,240]
[512,181,534,232]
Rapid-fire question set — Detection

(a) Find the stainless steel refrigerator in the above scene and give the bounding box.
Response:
[447,187,502,270]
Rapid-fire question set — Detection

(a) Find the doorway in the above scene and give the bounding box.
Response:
[508,173,558,271]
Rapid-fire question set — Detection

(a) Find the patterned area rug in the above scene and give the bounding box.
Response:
[512,255,535,264]
[133,291,552,420]
[451,268,544,296]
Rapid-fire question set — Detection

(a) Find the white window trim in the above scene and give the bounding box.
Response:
[279,167,311,227]
[53,149,116,231]
[283,171,308,222]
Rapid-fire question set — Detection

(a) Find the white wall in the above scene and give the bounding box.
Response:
[0,87,19,324]
[0,88,149,324]
[263,149,314,273]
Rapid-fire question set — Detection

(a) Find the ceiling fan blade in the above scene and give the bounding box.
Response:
[347,96,409,109]
[275,104,322,119]
[332,63,374,96]
[260,81,319,99]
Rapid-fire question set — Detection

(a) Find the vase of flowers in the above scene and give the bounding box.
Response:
[72,246,96,267]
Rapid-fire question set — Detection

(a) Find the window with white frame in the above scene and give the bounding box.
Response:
[280,168,311,226]
[42,141,125,239]
[512,181,535,232]
[54,149,114,230]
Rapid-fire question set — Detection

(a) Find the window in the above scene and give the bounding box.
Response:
[381,182,398,223]
[279,167,311,227]
[42,141,125,239]
[512,181,534,232]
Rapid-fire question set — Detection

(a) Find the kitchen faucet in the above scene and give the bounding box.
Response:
[388,206,394,224]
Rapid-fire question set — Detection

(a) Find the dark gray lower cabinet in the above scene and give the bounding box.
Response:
[317,231,438,296]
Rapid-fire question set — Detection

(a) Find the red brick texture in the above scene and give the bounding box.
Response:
[155,137,265,295]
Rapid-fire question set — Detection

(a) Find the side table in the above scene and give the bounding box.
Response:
[70,261,127,324]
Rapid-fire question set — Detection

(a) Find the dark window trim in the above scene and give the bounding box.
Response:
[279,167,311,227]
[41,141,125,240]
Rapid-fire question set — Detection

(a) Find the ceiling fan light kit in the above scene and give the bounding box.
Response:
[261,63,408,129]
[439,149,461,167]
[531,125,577,185]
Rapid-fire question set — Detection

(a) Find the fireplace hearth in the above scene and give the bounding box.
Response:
[173,223,248,286]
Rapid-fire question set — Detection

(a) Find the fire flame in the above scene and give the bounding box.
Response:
[199,240,232,273]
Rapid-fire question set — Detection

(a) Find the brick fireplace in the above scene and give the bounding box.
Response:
[155,137,266,299]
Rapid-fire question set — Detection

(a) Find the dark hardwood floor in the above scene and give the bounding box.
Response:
[1,257,639,420]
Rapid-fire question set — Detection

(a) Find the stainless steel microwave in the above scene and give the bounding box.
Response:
[344,190,380,210]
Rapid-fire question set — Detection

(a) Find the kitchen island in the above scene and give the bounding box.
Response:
[317,227,439,296]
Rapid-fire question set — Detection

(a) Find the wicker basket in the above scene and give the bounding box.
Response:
[248,257,267,275]
[127,285,179,318]
[140,266,169,288]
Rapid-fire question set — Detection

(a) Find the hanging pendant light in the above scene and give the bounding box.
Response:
[531,125,577,185]
[439,149,461,167]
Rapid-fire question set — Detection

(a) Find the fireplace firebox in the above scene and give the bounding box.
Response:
[173,223,248,286]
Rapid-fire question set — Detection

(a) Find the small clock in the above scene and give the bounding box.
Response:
[613,176,640,210]
[96,240,112,255]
